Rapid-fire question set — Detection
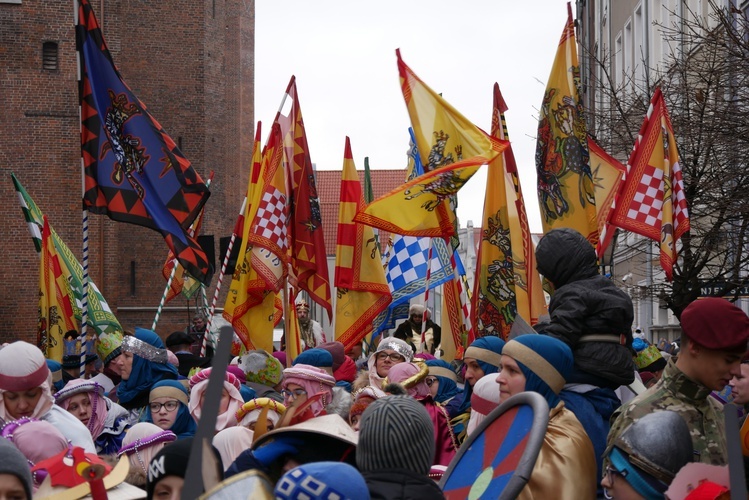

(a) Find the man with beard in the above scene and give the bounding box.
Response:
[297,301,326,350]
[393,304,441,355]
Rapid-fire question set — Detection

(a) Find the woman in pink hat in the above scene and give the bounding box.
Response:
[0,341,95,453]
[188,368,244,433]
[281,364,336,424]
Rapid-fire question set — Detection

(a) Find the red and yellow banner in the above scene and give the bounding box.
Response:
[39,216,77,361]
[275,78,333,320]
[535,3,598,247]
[334,138,392,350]
[474,84,546,341]
[588,138,626,257]
[354,50,508,240]
[611,87,690,281]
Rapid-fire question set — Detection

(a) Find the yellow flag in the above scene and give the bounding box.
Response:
[474,84,547,341]
[286,291,303,365]
[334,138,392,350]
[535,4,598,247]
[354,50,507,239]
[39,216,77,361]
[588,138,626,257]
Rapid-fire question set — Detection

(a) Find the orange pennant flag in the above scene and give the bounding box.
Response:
[536,3,599,247]
[610,87,689,280]
[334,138,392,350]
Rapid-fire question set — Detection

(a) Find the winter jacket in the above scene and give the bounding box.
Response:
[536,228,635,386]
[362,469,446,500]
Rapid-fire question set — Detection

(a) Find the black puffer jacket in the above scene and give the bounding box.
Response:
[362,469,445,500]
[536,228,635,387]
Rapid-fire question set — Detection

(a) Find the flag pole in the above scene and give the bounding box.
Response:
[74,0,92,377]
[420,238,434,347]
[151,176,213,331]
[202,196,246,356]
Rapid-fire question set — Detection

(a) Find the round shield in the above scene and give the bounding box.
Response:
[440,391,549,499]
[199,469,274,500]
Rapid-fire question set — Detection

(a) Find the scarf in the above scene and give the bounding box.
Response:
[117,328,178,407]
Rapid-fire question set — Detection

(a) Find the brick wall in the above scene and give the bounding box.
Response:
[0,0,254,344]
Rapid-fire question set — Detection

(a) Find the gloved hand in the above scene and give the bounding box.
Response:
[252,435,305,467]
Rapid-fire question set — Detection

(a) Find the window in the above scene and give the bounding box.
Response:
[615,32,623,88]
[42,42,58,71]
[634,3,645,88]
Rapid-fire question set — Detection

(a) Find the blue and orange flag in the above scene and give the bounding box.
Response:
[535,3,598,248]
[474,84,546,341]
[354,51,508,240]
[77,0,213,285]
[611,87,689,281]
[334,138,392,350]
[274,78,333,320]
[39,217,78,361]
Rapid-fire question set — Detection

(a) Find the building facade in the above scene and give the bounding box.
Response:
[0,0,254,342]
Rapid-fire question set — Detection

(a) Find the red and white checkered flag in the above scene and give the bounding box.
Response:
[611,87,690,281]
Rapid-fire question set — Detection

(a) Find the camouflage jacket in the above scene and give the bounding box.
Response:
[606,359,727,466]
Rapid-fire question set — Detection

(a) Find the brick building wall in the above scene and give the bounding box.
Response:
[0,0,254,343]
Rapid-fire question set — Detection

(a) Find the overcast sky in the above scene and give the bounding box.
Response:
[255,1,570,234]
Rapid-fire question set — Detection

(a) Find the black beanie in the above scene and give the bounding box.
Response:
[146,438,223,499]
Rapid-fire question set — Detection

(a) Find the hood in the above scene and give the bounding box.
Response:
[536,228,598,287]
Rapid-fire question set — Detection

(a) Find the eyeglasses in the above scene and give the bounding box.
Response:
[425,377,438,387]
[603,465,625,499]
[281,388,307,400]
[376,352,405,362]
[149,400,180,413]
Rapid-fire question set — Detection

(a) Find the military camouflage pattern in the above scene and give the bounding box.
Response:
[606,359,727,468]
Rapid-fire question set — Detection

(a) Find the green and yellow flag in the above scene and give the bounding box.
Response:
[334,138,391,350]
[535,3,598,247]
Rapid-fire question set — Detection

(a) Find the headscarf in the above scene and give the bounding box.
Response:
[1,417,69,488]
[144,380,196,439]
[240,350,284,387]
[385,362,430,399]
[448,336,504,417]
[366,337,414,389]
[236,398,286,428]
[0,341,55,421]
[188,368,244,432]
[282,364,336,417]
[54,379,109,440]
[117,422,176,477]
[466,374,501,436]
[212,426,254,472]
[117,328,178,407]
[425,359,461,404]
[502,335,573,408]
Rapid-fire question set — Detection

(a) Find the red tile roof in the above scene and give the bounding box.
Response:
[316,169,406,256]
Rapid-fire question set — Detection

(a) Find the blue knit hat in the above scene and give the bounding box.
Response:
[275,462,370,500]
[502,335,572,407]
[293,348,334,374]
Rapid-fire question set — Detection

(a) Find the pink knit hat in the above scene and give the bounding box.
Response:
[282,364,336,417]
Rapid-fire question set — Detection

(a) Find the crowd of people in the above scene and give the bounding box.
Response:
[1,228,748,499]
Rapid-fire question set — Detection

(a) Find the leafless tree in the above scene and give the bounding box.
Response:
[582,1,749,317]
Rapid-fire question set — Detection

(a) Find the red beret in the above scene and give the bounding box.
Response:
[317,341,345,372]
[681,298,749,351]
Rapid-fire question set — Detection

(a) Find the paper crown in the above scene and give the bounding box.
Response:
[96,331,123,365]
[634,344,664,370]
